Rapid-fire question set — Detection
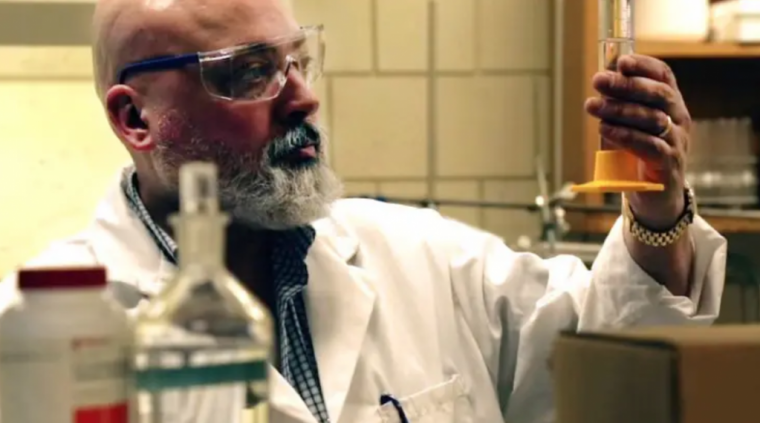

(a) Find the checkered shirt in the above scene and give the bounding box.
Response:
[121,167,331,422]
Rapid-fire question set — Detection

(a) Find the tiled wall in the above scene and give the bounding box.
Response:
[0,46,129,273]
[294,0,553,243]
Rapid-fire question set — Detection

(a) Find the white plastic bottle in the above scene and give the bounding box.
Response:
[0,267,133,423]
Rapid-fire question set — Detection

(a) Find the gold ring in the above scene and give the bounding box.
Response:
[658,115,673,139]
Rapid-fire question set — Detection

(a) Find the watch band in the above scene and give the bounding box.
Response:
[622,187,696,247]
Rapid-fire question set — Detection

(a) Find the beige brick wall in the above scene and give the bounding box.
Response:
[0,0,553,274]
[295,0,553,241]
[0,46,129,274]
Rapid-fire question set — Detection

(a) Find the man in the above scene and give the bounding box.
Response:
[2,0,726,422]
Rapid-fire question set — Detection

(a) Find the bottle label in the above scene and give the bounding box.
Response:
[0,337,130,423]
[134,350,268,422]
[135,359,267,391]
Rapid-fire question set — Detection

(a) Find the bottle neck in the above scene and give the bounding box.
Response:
[173,215,229,270]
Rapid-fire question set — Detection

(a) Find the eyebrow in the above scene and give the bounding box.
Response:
[238,36,306,52]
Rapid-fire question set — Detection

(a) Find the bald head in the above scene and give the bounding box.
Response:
[91,0,298,100]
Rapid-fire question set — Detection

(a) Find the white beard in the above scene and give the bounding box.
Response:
[219,150,343,230]
[153,121,343,230]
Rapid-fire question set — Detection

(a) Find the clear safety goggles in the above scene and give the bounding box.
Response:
[117,25,325,102]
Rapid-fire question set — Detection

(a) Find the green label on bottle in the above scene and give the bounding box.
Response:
[135,359,267,392]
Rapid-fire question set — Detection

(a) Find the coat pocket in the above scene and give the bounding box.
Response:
[376,375,473,423]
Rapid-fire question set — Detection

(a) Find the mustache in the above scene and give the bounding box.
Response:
[267,122,322,163]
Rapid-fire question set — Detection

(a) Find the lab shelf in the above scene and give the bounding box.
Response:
[636,41,760,59]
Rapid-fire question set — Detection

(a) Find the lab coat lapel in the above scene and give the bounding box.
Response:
[269,365,321,422]
[306,215,376,423]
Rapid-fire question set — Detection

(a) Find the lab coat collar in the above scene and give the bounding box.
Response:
[88,174,173,296]
[87,173,365,293]
[88,173,377,423]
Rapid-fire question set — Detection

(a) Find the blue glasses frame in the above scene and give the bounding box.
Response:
[118,53,198,85]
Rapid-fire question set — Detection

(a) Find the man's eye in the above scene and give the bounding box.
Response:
[236,63,272,80]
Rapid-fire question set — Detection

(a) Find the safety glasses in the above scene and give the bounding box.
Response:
[116,25,325,102]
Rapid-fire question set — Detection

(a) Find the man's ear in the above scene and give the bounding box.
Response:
[105,85,154,151]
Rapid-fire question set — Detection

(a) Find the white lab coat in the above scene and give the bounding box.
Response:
[0,174,727,423]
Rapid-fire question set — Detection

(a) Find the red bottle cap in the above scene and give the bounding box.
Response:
[18,267,107,290]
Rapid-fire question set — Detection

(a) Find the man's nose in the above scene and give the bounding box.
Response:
[275,67,320,125]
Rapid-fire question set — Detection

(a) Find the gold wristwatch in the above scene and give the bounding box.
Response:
[621,184,697,247]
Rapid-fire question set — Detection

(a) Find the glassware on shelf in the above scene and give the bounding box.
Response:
[687,117,757,208]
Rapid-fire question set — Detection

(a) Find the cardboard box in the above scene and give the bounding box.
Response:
[552,325,760,423]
